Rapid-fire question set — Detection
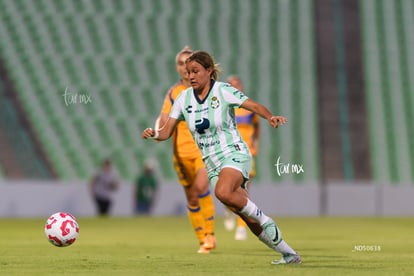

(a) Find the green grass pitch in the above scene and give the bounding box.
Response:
[1,216,413,275]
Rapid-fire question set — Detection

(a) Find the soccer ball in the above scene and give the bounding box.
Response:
[44,212,79,247]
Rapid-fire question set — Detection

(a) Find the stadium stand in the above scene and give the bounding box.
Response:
[360,0,414,183]
[0,78,51,178]
[0,0,318,182]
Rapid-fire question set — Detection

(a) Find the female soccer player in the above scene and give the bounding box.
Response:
[142,51,301,264]
[156,46,216,254]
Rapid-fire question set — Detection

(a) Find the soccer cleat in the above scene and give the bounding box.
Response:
[235,226,247,240]
[203,234,216,250]
[224,211,236,231]
[197,244,211,254]
[262,219,282,245]
[271,253,302,265]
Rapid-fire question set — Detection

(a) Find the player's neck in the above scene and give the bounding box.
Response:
[197,90,208,101]
[195,81,212,101]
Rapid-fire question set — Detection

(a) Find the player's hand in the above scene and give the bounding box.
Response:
[268,116,287,128]
[142,128,156,139]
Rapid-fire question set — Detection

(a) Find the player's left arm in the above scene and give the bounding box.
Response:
[240,98,287,128]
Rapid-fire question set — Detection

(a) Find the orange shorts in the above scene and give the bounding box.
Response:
[173,154,205,187]
[249,158,256,178]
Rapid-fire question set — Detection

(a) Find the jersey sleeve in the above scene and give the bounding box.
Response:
[222,83,248,107]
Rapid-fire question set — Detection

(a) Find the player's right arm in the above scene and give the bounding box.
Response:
[142,117,178,141]
[157,112,169,129]
[143,86,174,141]
[143,85,185,141]
[157,87,174,128]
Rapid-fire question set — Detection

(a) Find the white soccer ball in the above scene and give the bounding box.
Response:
[44,212,79,247]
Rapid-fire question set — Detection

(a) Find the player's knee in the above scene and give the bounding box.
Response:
[186,194,199,206]
[214,186,231,205]
[188,198,199,207]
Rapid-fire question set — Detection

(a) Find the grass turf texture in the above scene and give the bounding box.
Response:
[0,217,413,275]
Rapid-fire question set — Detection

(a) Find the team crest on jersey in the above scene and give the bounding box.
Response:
[211,96,220,109]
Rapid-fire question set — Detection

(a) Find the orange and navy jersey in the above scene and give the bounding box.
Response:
[161,81,200,158]
[235,108,259,156]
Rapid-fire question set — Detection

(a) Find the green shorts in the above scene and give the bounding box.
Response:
[208,152,252,189]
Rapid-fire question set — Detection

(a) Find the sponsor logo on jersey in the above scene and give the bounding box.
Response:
[195,118,210,134]
[233,90,245,99]
[185,105,193,113]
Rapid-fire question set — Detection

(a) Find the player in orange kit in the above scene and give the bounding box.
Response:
[224,75,260,240]
[156,46,216,253]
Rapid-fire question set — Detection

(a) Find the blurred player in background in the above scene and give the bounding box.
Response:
[223,75,260,241]
[142,51,301,264]
[89,159,119,216]
[156,46,216,254]
[135,160,159,215]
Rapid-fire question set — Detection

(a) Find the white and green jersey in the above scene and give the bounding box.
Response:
[170,80,251,172]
